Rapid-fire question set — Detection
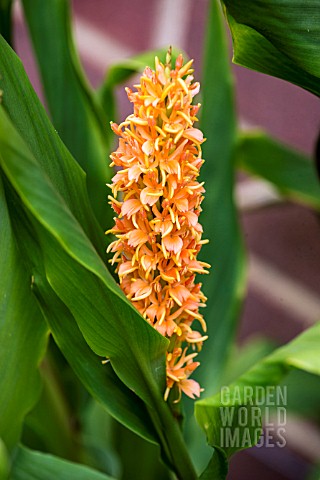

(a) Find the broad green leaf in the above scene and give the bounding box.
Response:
[4,185,81,458]
[195,322,320,478]
[199,448,228,480]
[0,108,197,480]
[5,182,159,447]
[236,131,320,210]
[21,0,111,227]
[98,48,181,126]
[278,369,320,422]
[0,0,12,45]
[35,277,160,445]
[198,0,246,392]
[0,103,163,405]
[36,228,196,478]
[224,0,320,78]
[0,176,48,450]
[222,337,276,386]
[0,35,104,254]
[223,1,320,96]
[10,446,116,480]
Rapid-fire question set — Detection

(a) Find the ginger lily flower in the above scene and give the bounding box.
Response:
[106,51,210,402]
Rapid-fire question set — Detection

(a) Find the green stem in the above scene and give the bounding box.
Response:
[147,395,197,480]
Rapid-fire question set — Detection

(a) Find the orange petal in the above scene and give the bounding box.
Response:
[142,139,154,156]
[183,128,204,143]
[145,304,158,322]
[140,187,163,206]
[176,198,188,212]
[184,211,198,226]
[169,285,190,306]
[128,164,142,182]
[127,229,149,247]
[121,199,141,218]
[160,219,174,237]
[118,261,138,277]
[156,317,177,337]
[180,379,202,399]
[163,235,183,254]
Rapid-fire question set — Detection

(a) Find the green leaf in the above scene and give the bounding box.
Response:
[36,219,195,478]
[0,0,12,45]
[0,107,197,480]
[0,103,164,410]
[199,447,228,480]
[195,322,320,478]
[279,369,320,422]
[222,336,276,386]
[98,48,181,125]
[0,34,104,255]
[198,0,246,392]
[236,131,320,210]
[5,179,158,448]
[223,1,320,96]
[10,446,116,480]
[0,176,48,450]
[0,438,10,480]
[81,400,121,476]
[224,0,320,78]
[35,276,160,445]
[21,0,111,227]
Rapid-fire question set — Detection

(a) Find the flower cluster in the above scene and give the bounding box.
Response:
[106,52,210,402]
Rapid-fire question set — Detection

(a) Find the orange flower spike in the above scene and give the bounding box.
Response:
[107,52,210,402]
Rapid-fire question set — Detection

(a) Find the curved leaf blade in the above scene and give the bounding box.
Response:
[36,276,160,444]
[223,2,320,96]
[0,34,104,254]
[21,0,111,226]
[0,176,48,450]
[0,103,167,413]
[224,0,320,78]
[236,131,320,210]
[5,153,160,446]
[11,446,116,480]
[195,322,320,477]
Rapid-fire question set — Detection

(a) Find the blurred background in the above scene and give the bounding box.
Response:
[12,0,320,478]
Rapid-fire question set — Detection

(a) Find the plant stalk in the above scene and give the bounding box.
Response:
[147,397,197,480]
